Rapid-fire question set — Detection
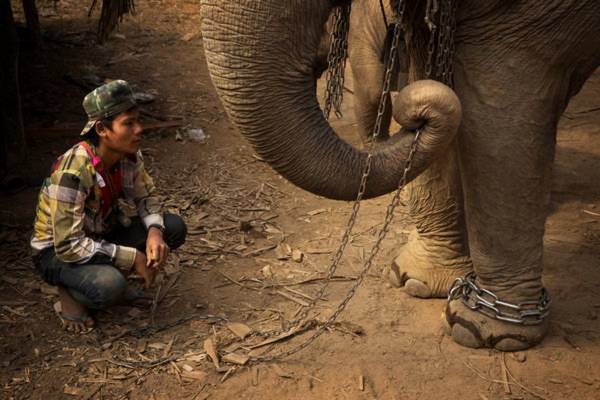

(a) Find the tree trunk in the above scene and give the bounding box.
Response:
[0,0,26,178]
[22,0,42,47]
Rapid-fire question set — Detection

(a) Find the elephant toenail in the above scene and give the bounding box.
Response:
[451,323,483,349]
[495,338,530,352]
[404,279,432,298]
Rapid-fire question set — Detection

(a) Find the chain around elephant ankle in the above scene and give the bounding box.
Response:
[447,272,551,325]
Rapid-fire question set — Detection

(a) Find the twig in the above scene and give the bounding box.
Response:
[243,244,277,257]
[500,354,511,394]
[151,281,163,325]
[207,225,239,233]
[502,353,550,400]
[81,384,103,400]
[462,360,517,386]
[273,275,357,287]
[283,287,316,302]
[217,271,261,292]
[276,290,310,307]
[158,274,181,304]
[220,367,237,383]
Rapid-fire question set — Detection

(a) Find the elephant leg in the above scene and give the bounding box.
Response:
[444,69,560,351]
[384,140,472,298]
[351,62,392,145]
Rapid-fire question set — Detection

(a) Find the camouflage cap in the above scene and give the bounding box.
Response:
[80,80,137,136]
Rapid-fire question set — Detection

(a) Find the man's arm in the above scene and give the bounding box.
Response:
[131,152,164,231]
[49,169,137,269]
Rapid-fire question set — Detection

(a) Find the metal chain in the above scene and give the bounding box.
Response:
[323,4,351,120]
[249,130,421,363]
[425,0,456,86]
[247,0,458,363]
[282,0,406,333]
[448,272,551,325]
[424,0,439,79]
[249,0,409,363]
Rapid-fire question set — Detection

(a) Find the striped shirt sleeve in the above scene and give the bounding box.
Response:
[49,168,137,269]
[132,152,164,230]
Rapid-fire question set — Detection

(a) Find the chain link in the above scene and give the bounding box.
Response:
[323,4,351,120]
[247,0,458,363]
[425,0,456,86]
[448,272,551,325]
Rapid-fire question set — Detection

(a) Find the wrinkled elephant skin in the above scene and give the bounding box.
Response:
[200,0,600,350]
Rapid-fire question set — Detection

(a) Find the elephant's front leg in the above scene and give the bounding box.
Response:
[384,140,473,298]
[351,60,393,145]
[444,71,558,351]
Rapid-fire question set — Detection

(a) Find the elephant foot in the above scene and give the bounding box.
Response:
[383,231,472,298]
[444,299,549,351]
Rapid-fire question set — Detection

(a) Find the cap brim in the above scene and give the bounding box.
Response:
[80,120,97,136]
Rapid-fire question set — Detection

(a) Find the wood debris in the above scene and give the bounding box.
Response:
[500,356,511,394]
[181,370,208,382]
[63,385,82,396]
[226,322,253,339]
[203,338,220,369]
[270,364,293,379]
[249,320,315,349]
[276,290,310,307]
[291,249,304,263]
[222,353,249,365]
[307,208,328,216]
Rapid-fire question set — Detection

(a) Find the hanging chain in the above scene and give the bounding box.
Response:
[425,0,456,86]
[249,130,420,363]
[247,0,458,363]
[249,0,409,363]
[323,4,351,120]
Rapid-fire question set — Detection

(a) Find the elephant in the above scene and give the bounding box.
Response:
[200,0,600,351]
[316,0,408,144]
[348,0,408,144]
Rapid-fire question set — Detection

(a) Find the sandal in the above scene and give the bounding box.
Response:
[53,301,95,334]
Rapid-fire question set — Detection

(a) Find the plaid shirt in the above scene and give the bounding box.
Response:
[31,141,163,269]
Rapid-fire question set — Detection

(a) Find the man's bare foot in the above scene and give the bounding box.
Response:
[55,286,95,333]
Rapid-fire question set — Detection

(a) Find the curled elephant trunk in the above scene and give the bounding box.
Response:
[200,0,461,200]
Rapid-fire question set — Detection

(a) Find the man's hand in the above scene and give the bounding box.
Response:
[146,227,169,269]
[134,250,156,289]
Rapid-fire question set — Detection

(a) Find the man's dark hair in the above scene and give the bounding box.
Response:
[86,116,115,145]
[84,106,139,145]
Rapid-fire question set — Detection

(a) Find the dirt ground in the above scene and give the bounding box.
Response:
[2,1,600,399]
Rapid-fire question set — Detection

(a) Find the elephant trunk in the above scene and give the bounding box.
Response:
[200,0,461,200]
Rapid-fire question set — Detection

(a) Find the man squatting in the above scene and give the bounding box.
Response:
[30,80,187,333]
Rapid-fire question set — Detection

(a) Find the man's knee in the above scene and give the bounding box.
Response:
[85,267,127,309]
[164,213,187,249]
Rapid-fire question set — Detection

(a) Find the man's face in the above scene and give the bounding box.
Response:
[98,109,143,155]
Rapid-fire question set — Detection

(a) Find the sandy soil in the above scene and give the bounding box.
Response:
[1,1,600,399]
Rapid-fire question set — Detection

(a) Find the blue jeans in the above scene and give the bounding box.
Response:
[34,213,187,310]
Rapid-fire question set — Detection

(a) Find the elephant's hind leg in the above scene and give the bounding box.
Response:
[384,141,472,298]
